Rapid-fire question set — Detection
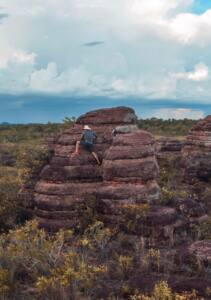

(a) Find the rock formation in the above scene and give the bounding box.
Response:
[156,137,184,153]
[155,137,184,168]
[33,107,160,231]
[182,116,211,182]
[97,129,160,225]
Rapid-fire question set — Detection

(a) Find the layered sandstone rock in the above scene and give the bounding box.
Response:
[97,129,160,222]
[182,116,211,182]
[156,137,184,153]
[33,107,160,231]
[156,137,184,168]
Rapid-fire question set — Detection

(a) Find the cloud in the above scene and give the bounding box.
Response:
[172,63,209,81]
[83,41,104,47]
[0,13,9,22]
[0,49,36,69]
[153,108,205,119]
[0,0,211,105]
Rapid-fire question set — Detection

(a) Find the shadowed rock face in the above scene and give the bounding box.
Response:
[182,116,211,182]
[33,107,160,231]
[155,137,184,169]
[156,137,184,153]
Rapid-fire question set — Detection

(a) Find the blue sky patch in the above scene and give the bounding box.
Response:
[192,0,211,14]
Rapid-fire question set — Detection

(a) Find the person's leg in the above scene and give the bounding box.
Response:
[91,151,101,165]
[71,141,80,157]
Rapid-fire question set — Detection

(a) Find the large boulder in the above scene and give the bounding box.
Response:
[182,116,211,182]
[32,107,160,231]
[155,137,184,169]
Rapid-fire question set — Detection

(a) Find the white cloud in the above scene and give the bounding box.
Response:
[169,10,211,44]
[0,49,36,69]
[131,0,193,20]
[153,108,205,119]
[0,0,211,103]
[172,63,209,81]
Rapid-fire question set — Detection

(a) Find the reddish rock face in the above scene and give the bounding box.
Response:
[32,107,160,231]
[156,137,184,153]
[188,240,211,262]
[155,137,184,169]
[182,116,211,182]
[77,106,137,125]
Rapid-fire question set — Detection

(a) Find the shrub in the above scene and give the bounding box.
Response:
[0,221,70,298]
[130,281,199,300]
[0,268,11,297]
[36,251,107,299]
[0,169,22,230]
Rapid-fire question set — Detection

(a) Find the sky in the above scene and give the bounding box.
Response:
[0,0,211,123]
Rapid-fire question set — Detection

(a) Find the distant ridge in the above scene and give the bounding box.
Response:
[0,122,10,125]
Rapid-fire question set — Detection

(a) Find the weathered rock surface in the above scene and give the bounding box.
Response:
[188,240,211,262]
[97,129,160,224]
[155,137,184,168]
[32,107,160,231]
[182,116,211,182]
[156,137,184,153]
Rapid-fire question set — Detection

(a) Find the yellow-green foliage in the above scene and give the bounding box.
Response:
[36,251,107,298]
[0,221,70,297]
[16,143,50,183]
[117,255,133,279]
[0,220,110,299]
[142,248,161,272]
[130,281,199,300]
[84,221,114,253]
[122,204,149,232]
[160,186,189,203]
[0,219,208,299]
[0,268,10,296]
[138,118,197,137]
[0,122,68,229]
[0,167,22,229]
[0,142,51,229]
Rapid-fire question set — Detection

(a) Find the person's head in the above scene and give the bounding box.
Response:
[83,125,91,130]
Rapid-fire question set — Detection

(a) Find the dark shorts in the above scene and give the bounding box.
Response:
[80,140,94,152]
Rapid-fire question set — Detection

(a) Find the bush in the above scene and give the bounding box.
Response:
[130,281,199,300]
[0,221,71,299]
[0,168,22,230]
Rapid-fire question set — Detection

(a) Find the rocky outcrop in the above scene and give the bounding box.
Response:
[156,137,184,168]
[182,116,211,182]
[156,137,184,153]
[188,240,211,263]
[33,107,160,231]
[97,129,160,224]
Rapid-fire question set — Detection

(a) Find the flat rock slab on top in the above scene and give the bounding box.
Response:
[76,106,137,125]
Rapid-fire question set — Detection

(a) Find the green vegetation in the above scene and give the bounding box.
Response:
[0,119,75,230]
[0,221,206,300]
[138,118,197,137]
[0,118,209,299]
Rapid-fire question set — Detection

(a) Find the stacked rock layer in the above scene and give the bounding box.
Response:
[155,137,184,169]
[97,130,160,222]
[182,115,211,182]
[33,107,161,231]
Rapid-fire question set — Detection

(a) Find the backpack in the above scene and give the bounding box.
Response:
[82,130,97,144]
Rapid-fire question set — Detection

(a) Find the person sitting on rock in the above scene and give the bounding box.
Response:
[71,125,101,165]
